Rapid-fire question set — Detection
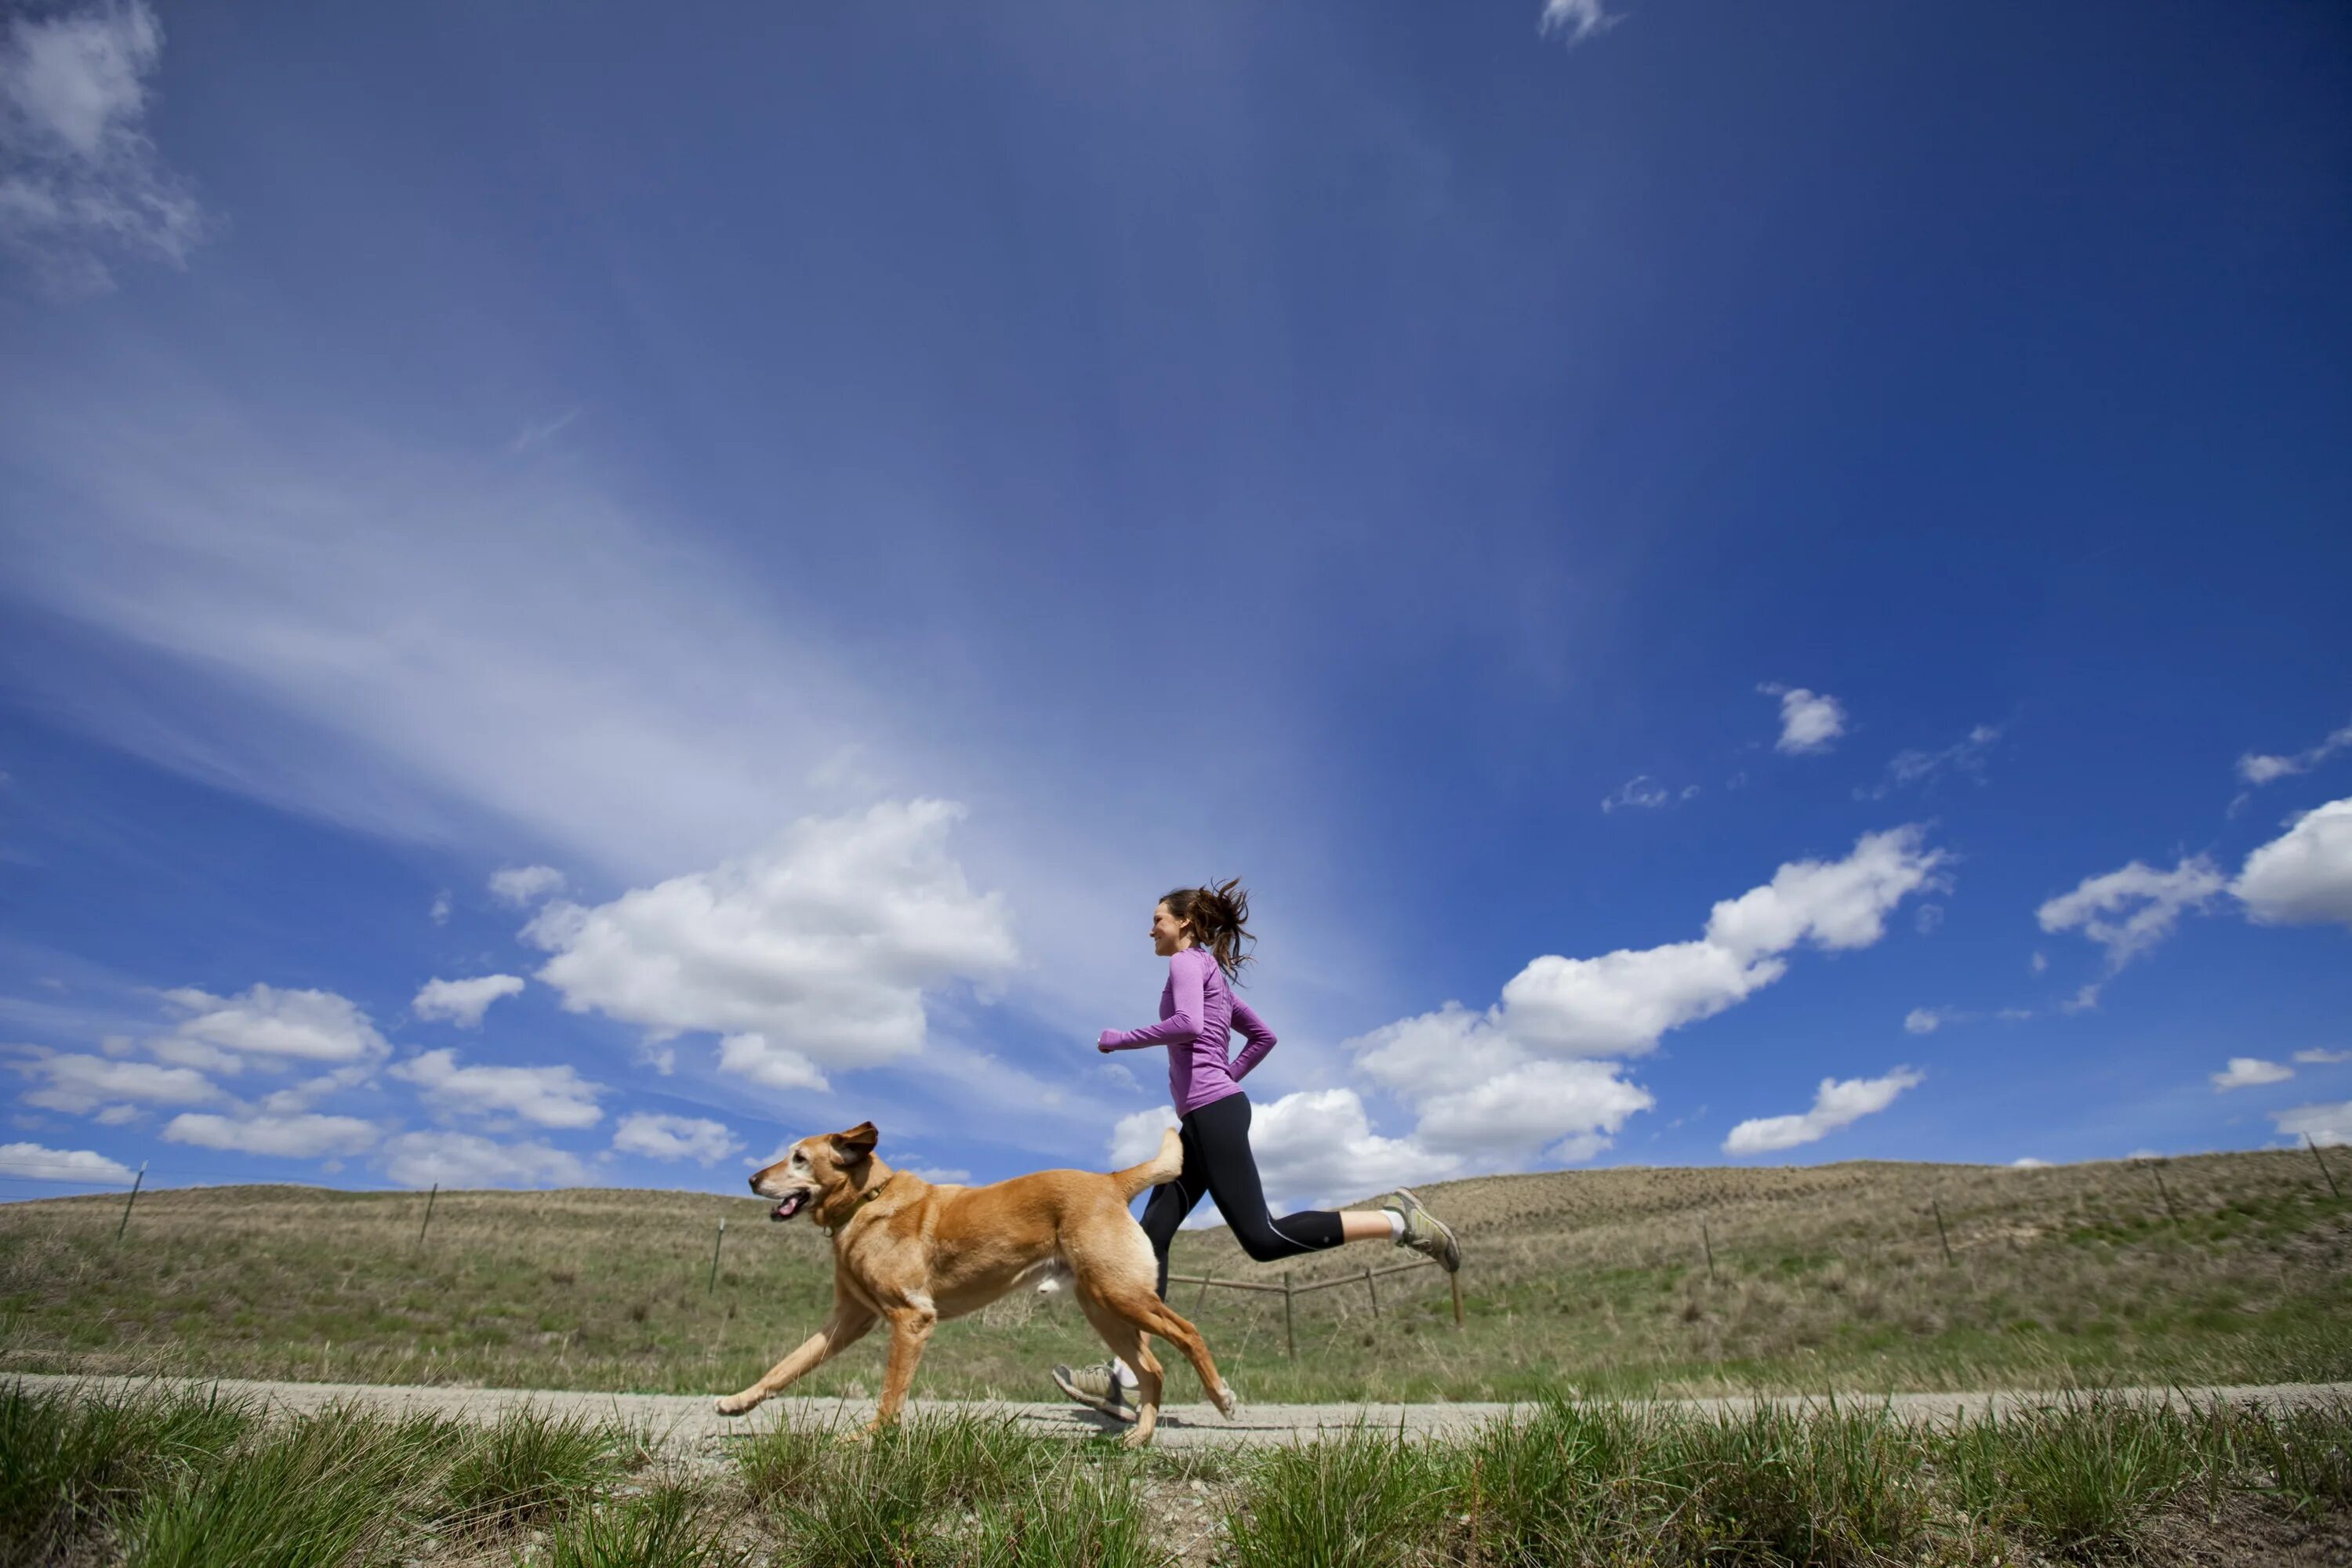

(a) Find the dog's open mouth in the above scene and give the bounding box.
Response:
[770,1192,808,1222]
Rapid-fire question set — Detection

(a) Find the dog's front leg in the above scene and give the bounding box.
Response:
[715,1299,876,1417]
[863,1301,936,1436]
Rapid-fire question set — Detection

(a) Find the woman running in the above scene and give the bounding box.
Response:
[1051,879,1460,1421]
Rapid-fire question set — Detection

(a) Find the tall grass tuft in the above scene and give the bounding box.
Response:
[533,1481,749,1568]
[0,1381,254,1566]
[439,1405,643,1531]
[121,1403,448,1568]
[1221,1425,1461,1568]
[739,1410,1082,1568]
[1673,1402,1929,1565]
[1462,1399,1653,1562]
[1938,1394,2196,1558]
[971,1459,1158,1568]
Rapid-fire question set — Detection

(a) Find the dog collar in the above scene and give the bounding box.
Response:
[820,1171,895,1236]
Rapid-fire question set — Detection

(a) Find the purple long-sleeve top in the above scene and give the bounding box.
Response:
[1096,946,1278,1115]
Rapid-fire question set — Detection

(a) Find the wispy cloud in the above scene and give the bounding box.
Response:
[1723,1067,1923,1155]
[1759,683,1847,755]
[2210,1056,2292,1091]
[1538,0,1619,47]
[2237,719,2352,789]
[1857,724,1999,800]
[0,0,208,293]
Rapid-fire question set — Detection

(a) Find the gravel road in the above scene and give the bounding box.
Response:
[13,1372,2350,1453]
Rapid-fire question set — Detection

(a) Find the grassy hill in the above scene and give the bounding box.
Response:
[2,1149,2345,1403]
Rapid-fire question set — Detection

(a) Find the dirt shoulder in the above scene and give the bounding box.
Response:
[12,1371,2348,1453]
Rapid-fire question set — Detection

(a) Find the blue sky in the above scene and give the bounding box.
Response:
[2,0,2347,1207]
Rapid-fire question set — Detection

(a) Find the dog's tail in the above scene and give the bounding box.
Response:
[1110,1127,1183,1203]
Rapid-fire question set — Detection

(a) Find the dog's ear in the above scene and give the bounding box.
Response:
[830,1121,879,1160]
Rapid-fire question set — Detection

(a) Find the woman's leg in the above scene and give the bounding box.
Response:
[1185,1094,1346,1263]
[1189,1095,1464,1270]
[1137,1114,1214,1300]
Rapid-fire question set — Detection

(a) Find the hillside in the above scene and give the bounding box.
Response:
[2,1149,2345,1403]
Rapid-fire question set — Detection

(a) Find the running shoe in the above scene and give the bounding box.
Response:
[1051,1360,1137,1422]
[1385,1188,1461,1272]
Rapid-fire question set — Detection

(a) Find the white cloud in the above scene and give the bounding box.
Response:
[388,1048,604,1129]
[429,891,451,924]
[1600,775,1668,814]
[0,0,206,292]
[1406,1060,1652,1161]
[611,1111,741,1165]
[2211,1057,2294,1091]
[412,974,526,1028]
[713,1032,830,1092]
[2029,950,2049,975]
[526,800,1017,1080]
[1722,1068,1923,1156]
[2010,1157,2051,1169]
[0,1140,133,1183]
[1243,1088,1465,1208]
[2293,1049,2352,1065]
[2273,1102,2351,1149]
[2038,856,2226,971]
[1858,724,1999,800]
[1759,684,1847,755]
[1538,0,1617,45]
[157,984,390,1071]
[2237,720,2352,788]
[2234,798,2352,931]
[13,1049,220,1113]
[489,865,566,907]
[1348,826,1941,1166]
[906,1164,970,1184]
[256,1068,370,1116]
[164,1111,379,1158]
[1904,1007,1946,1035]
[381,1130,586,1189]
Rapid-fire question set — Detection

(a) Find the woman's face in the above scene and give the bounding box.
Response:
[1151,901,1190,956]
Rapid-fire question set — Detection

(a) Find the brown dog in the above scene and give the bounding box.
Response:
[716,1120,1236,1447]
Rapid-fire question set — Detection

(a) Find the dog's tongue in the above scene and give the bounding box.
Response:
[771,1193,805,1221]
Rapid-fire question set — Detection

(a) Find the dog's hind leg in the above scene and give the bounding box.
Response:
[715,1295,876,1416]
[1123,1294,1236,1421]
[1078,1291,1165,1449]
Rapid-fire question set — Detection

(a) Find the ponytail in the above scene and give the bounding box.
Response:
[1162,878,1255,980]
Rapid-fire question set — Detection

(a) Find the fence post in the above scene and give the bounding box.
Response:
[1282,1272,1296,1360]
[1450,1267,1465,1330]
[2151,1164,2180,1225]
[114,1160,146,1242]
[2308,1134,2343,1201]
[708,1218,727,1293]
[1700,1223,1716,1283]
[416,1183,439,1250]
[1363,1265,1380,1319]
[1196,1273,1212,1311]
[1931,1200,1955,1267]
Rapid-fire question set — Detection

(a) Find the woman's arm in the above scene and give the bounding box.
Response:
[1097,951,1207,1052]
[1229,999,1277,1080]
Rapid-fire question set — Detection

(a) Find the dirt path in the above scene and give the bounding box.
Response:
[13,1372,2350,1453]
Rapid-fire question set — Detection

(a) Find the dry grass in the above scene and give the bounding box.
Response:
[1,1151,2345,1403]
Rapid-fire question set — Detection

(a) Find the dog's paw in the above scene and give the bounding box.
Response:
[714,1393,756,1417]
[1120,1423,1155,1450]
[839,1426,875,1448]
[1210,1381,1240,1421]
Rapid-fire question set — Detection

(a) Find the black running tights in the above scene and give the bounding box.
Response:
[1138,1091,1345,1301]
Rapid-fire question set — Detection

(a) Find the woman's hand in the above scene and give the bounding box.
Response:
[1097,1029,1120,1052]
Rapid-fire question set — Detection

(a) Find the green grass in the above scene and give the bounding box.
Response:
[2,1383,2347,1565]
[2,1149,2347,1406]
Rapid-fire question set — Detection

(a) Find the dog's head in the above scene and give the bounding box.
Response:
[747,1120,879,1223]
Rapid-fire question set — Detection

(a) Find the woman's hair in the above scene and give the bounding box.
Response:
[1162,879,1254,979]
